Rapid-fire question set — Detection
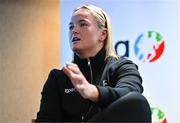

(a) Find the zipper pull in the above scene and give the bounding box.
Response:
[87,58,93,84]
[82,115,84,123]
[87,58,90,66]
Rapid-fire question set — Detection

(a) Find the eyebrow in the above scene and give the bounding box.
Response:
[69,19,88,25]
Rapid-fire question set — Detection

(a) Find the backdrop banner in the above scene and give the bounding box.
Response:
[61,0,180,123]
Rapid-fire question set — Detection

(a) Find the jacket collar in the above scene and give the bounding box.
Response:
[73,48,106,67]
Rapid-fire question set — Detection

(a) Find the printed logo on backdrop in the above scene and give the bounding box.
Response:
[134,31,165,63]
[115,30,165,63]
[151,107,167,123]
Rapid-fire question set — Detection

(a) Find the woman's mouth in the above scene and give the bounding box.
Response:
[72,37,81,43]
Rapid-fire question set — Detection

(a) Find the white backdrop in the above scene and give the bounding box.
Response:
[61,0,180,122]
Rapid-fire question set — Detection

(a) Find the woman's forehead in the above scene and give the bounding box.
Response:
[71,9,94,21]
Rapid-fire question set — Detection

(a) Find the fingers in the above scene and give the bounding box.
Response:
[63,62,94,99]
[66,62,81,74]
[63,66,78,79]
[63,62,86,87]
[63,66,79,87]
[63,66,72,77]
[63,63,82,82]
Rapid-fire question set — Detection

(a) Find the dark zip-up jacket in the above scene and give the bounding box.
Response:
[35,48,143,122]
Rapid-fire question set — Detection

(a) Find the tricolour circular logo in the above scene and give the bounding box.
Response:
[151,107,167,123]
[134,31,165,63]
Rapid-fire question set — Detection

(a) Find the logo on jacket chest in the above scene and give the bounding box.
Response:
[64,88,76,94]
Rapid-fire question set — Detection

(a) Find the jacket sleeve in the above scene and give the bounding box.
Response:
[96,58,143,108]
[35,69,62,122]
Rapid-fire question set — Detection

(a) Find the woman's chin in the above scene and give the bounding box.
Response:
[72,47,81,53]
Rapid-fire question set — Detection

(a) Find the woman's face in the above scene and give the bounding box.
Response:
[69,8,106,57]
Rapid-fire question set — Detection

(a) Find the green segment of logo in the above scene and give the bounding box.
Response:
[151,107,165,120]
[148,31,162,42]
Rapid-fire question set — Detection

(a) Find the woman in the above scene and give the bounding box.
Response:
[35,4,151,122]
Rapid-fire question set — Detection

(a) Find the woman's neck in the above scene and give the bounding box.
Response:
[75,48,103,58]
[74,45,104,58]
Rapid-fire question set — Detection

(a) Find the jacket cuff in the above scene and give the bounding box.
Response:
[96,86,110,108]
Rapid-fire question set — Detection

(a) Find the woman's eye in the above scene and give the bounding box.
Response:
[69,25,74,30]
[80,23,88,27]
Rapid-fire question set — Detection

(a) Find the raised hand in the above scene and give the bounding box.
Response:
[63,62,99,102]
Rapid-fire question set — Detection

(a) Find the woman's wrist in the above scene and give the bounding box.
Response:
[88,84,99,102]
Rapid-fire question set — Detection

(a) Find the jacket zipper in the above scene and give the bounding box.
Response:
[87,58,93,84]
[81,58,93,123]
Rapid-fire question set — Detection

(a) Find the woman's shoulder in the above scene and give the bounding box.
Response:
[108,56,134,65]
[107,56,138,71]
[48,68,64,78]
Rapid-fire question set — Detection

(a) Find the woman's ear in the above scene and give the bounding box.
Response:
[100,28,107,42]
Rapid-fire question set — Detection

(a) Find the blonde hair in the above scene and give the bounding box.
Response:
[74,4,118,59]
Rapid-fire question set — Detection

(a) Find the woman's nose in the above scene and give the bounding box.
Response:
[72,25,79,34]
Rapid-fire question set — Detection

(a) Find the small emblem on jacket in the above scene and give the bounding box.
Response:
[65,88,76,93]
[103,80,108,86]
